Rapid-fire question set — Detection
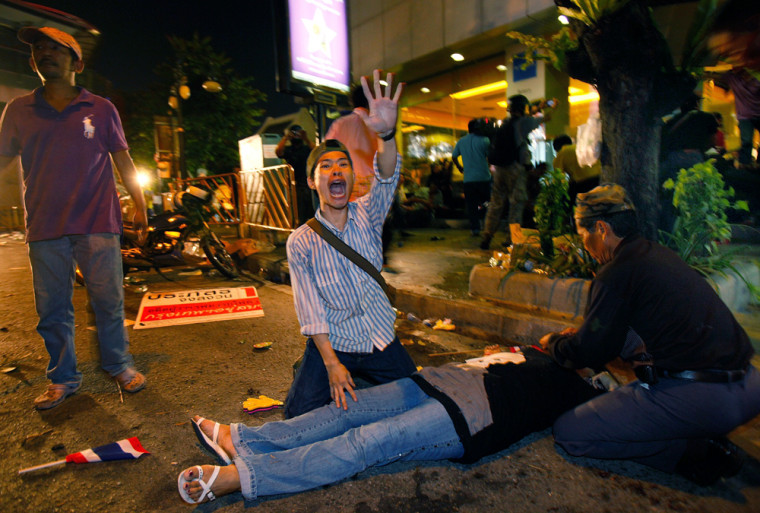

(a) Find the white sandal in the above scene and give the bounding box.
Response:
[177,465,220,504]
[191,416,232,464]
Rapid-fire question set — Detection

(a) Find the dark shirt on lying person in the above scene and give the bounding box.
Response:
[413,348,602,463]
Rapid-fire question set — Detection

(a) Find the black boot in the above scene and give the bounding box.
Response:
[675,437,743,486]
[479,234,492,250]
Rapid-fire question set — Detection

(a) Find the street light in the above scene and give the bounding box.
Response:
[168,75,222,180]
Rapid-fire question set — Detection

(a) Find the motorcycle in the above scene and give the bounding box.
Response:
[77,185,239,284]
[121,185,239,279]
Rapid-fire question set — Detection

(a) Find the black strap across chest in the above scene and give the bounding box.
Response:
[306,218,393,301]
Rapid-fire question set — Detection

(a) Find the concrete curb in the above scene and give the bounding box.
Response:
[240,240,760,347]
[468,264,589,318]
[710,261,760,312]
[468,260,760,315]
[393,288,577,344]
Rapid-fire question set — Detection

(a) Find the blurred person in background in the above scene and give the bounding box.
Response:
[453,119,491,236]
[276,124,316,225]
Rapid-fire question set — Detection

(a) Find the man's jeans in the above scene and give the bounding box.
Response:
[483,162,527,240]
[29,234,133,385]
[285,337,417,418]
[232,377,463,499]
[463,180,491,233]
[553,366,760,472]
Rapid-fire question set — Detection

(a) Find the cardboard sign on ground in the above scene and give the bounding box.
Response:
[134,286,264,329]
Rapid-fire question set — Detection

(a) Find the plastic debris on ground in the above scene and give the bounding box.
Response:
[432,318,456,331]
[243,395,283,414]
[464,351,526,368]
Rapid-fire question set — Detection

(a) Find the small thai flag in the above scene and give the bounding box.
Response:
[18,437,149,474]
[65,437,149,464]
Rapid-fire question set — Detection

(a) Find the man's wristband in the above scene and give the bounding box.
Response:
[379,128,396,141]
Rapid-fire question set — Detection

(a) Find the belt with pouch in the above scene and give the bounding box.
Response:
[655,367,747,383]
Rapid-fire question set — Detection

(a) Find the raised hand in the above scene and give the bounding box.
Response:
[359,70,404,136]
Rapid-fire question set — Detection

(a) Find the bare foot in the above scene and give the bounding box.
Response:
[192,415,238,459]
[180,464,241,503]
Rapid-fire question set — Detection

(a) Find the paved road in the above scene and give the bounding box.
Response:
[1,233,759,512]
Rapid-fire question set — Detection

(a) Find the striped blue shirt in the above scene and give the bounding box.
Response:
[286,154,400,353]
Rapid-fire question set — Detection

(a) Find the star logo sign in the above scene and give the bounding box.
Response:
[301,8,337,58]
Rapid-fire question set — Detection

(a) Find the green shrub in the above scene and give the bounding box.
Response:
[661,159,757,298]
[534,166,571,257]
[661,159,748,264]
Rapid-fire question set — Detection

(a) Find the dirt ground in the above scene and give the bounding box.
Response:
[1,234,759,513]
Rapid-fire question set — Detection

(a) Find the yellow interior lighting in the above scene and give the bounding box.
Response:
[497,100,508,108]
[450,80,508,100]
[568,86,586,95]
[401,125,426,133]
[568,91,600,104]
[704,64,732,72]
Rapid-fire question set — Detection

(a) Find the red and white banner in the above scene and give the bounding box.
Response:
[134,286,264,329]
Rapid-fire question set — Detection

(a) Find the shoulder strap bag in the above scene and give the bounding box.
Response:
[306,218,396,304]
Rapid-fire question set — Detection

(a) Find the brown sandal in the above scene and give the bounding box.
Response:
[34,382,81,410]
[114,368,146,393]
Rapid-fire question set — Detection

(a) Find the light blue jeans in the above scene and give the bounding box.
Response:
[231,378,463,500]
[28,234,133,385]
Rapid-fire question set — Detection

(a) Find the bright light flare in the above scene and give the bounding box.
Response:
[136,170,152,189]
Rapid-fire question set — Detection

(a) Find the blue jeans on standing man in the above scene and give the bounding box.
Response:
[232,377,463,500]
[28,233,134,386]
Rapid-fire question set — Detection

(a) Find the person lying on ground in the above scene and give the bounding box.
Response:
[540,183,760,486]
[284,70,416,419]
[177,347,602,504]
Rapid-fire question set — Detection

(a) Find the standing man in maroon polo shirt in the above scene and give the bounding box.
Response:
[0,27,148,409]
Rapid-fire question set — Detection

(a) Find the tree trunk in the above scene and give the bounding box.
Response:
[597,73,661,240]
[560,0,695,241]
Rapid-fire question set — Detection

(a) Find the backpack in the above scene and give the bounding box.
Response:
[488,119,518,167]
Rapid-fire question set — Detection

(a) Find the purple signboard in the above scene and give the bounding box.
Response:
[288,0,350,92]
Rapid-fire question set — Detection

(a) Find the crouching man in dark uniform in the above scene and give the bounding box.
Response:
[540,183,760,486]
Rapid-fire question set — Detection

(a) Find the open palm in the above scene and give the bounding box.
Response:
[359,70,404,135]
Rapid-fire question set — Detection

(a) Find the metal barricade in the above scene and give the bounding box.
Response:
[239,164,298,232]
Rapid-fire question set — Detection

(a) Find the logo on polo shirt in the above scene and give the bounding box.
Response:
[82,116,95,139]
